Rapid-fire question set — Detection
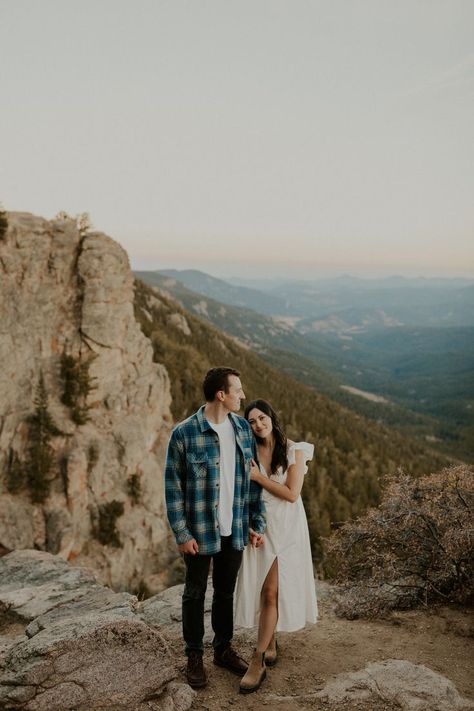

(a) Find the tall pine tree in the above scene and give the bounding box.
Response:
[25,372,63,503]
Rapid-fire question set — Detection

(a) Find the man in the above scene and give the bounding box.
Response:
[165,366,266,689]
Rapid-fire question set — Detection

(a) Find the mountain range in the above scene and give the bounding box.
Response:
[157,269,474,328]
[136,269,474,461]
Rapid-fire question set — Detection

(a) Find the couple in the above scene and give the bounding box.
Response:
[165,367,317,693]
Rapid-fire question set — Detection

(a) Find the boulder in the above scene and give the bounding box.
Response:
[317,658,473,711]
[139,582,213,637]
[0,550,195,711]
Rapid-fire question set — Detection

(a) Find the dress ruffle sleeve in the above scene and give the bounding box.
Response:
[287,441,314,475]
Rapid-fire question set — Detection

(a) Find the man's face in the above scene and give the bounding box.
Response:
[220,375,245,412]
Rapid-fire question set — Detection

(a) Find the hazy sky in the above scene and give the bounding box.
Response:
[1,1,473,278]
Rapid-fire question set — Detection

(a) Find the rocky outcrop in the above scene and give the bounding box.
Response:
[0,212,176,593]
[315,659,474,711]
[0,550,195,711]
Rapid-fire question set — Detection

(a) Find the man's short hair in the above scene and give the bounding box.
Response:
[202,367,240,402]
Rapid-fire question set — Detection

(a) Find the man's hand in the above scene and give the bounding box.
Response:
[249,528,264,548]
[178,539,199,555]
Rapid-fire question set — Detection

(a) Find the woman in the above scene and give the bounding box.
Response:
[236,399,317,693]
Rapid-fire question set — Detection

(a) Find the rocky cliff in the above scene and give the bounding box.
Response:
[0,212,176,593]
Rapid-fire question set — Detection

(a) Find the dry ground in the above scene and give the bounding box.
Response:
[164,584,474,711]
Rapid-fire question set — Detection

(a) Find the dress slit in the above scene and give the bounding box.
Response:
[257,556,279,624]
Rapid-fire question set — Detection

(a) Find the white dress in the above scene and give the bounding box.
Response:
[235,442,318,632]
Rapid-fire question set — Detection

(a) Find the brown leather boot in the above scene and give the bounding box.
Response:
[213,645,248,676]
[264,633,278,667]
[186,651,208,688]
[239,651,266,694]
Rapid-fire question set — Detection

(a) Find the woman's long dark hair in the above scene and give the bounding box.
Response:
[244,399,288,475]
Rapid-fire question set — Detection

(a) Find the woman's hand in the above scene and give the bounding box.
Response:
[250,459,261,483]
[249,528,265,548]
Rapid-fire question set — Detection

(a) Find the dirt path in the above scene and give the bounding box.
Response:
[165,584,474,711]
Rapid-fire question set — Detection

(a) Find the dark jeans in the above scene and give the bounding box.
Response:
[182,536,243,656]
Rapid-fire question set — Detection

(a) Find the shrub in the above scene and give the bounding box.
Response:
[87,442,99,472]
[54,210,92,235]
[77,212,92,235]
[132,579,151,601]
[0,205,7,241]
[326,465,473,618]
[5,449,25,493]
[94,500,125,547]
[127,472,141,504]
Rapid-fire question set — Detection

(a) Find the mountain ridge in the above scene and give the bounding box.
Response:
[136,270,473,461]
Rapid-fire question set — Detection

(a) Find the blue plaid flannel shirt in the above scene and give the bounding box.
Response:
[165,405,266,554]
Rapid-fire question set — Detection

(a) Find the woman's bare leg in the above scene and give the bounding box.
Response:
[256,558,278,653]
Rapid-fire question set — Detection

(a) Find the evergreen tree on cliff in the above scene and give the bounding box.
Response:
[26,372,63,503]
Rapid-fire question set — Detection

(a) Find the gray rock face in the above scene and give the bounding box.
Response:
[0,549,102,623]
[0,550,195,711]
[0,212,176,593]
[316,659,473,711]
[140,582,213,632]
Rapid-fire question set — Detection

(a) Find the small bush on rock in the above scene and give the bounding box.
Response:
[94,500,125,547]
[127,472,141,504]
[87,442,99,472]
[326,465,473,618]
[0,205,8,241]
[132,579,151,601]
[5,449,25,493]
[54,210,92,235]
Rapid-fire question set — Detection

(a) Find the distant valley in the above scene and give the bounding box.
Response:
[136,270,474,461]
[161,270,474,329]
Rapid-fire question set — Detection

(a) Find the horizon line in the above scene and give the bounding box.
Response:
[131,263,474,281]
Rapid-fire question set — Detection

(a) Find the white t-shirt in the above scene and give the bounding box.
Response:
[209,417,236,536]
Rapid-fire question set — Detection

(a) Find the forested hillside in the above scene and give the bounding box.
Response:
[134,279,448,563]
[137,270,469,460]
[304,327,474,461]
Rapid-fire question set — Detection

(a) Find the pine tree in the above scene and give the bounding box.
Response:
[25,372,62,503]
[60,352,96,424]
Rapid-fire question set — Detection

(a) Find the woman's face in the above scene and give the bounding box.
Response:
[247,407,273,438]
